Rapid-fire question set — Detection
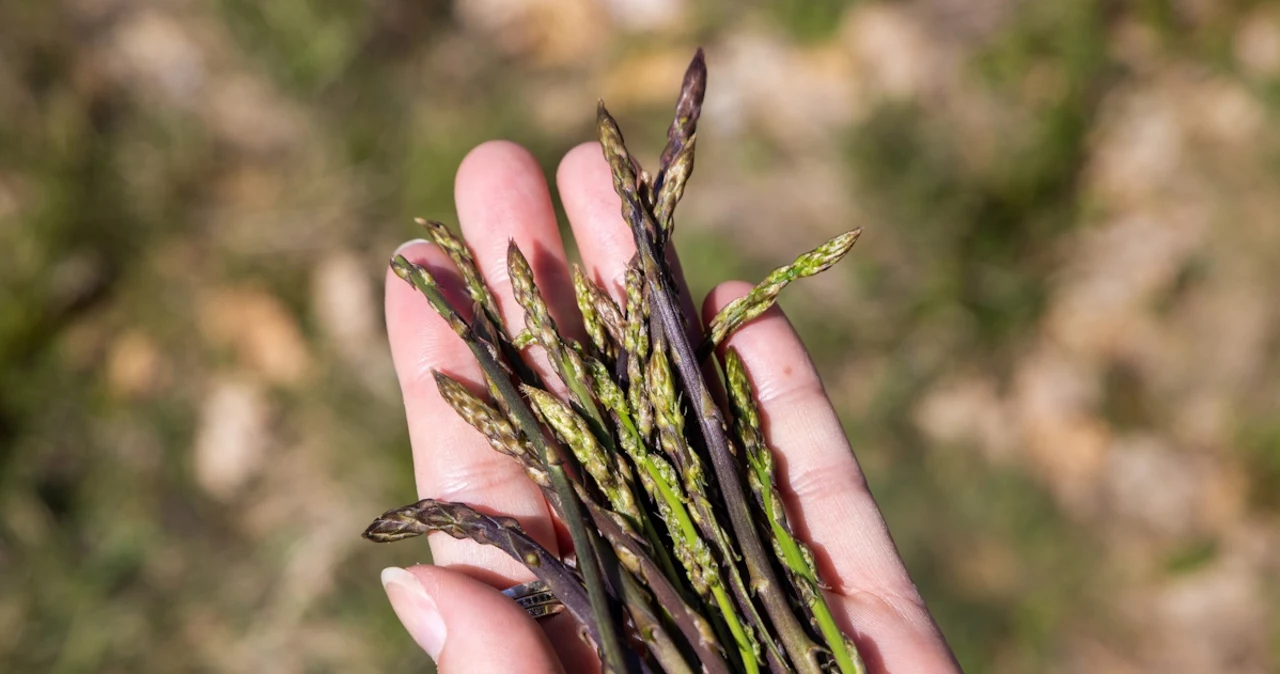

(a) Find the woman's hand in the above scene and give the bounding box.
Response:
[380,140,960,673]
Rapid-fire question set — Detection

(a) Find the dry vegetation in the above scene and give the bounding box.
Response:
[1,1,1278,672]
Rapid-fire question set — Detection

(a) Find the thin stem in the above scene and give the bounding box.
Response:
[617,569,696,674]
[727,349,866,674]
[584,498,731,674]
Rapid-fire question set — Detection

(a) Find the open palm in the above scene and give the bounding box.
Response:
[379,140,960,674]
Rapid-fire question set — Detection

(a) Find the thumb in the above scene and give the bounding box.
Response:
[381,565,565,674]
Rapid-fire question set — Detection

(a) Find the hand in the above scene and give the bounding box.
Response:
[380,140,960,673]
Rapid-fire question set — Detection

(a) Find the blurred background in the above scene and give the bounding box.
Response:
[2,0,1279,672]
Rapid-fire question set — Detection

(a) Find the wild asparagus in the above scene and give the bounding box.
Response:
[366,48,869,674]
[725,349,866,674]
[701,230,861,357]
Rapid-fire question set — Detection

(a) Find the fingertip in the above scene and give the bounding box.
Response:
[455,141,550,250]
[393,237,431,259]
[388,564,565,673]
[556,142,605,185]
[457,140,542,191]
[382,566,447,659]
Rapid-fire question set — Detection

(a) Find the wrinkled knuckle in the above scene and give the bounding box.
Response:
[431,456,528,503]
[787,462,861,506]
[753,367,824,409]
[838,579,932,630]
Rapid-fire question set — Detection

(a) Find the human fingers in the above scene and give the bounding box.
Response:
[451,141,606,669]
[382,565,564,674]
[704,281,959,674]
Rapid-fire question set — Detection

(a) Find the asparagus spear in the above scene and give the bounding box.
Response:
[415,219,503,331]
[574,265,625,363]
[364,500,599,649]
[725,349,866,674]
[654,48,706,241]
[701,230,861,358]
[526,385,644,530]
[433,371,550,489]
[598,93,824,674]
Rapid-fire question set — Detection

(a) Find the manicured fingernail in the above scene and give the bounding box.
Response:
[393,238,431,257]
[382,567,446,658]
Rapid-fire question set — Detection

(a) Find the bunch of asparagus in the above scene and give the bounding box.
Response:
[364,50,864,674]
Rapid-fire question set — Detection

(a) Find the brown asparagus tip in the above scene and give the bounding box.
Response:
[390,255,414,282]
[685,48,706,93]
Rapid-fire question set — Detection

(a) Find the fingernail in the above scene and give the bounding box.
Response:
[393,238,431,257]
[382,567,446,658]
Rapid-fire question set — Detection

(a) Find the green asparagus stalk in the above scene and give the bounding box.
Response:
[507,243,609,435]
[416,219,547,388]
[433,370,550,488]
[701,230,861,357]
[616,566,696,674]
[415,219,503,331]
[574,265,625,362]
[525,385,644,529]
[598,97,824,674]
[725,349,866,674]
[583,497,730,674]
[623,264,655,442]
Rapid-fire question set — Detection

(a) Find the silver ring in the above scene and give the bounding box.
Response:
[502,579,565,620]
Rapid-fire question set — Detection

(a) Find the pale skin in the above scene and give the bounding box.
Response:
[381,140,962,674]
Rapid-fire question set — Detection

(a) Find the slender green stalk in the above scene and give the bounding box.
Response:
[725,349,866,674]
[701,229,861,357]
[507,243,608,434]
[583,497,730,674]
[590,355,753,671]
[621,265,652,428]
[390,256,635,674]
[415,218,503,331]
[526,385,643,529]
[599,99,823,674]
[649,326,786,674]
[616,567,696,674]
[432,370,550,489]
[585,358,687,590]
